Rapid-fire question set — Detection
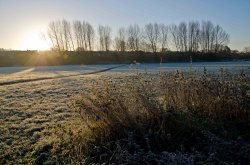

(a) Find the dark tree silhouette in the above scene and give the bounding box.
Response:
[46,19,230,53]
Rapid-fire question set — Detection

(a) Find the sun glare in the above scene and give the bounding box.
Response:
[19,31,50,50]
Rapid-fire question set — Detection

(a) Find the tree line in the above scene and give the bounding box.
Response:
[46,20,230,53]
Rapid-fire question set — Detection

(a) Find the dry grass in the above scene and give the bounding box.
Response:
[159,70,249,120]
[0,72,105,164]
[47,71,250,164]
[0,69,249,164]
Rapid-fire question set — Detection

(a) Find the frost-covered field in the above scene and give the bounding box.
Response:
[0,62,249,163]
[0,65,126,85]
[0,69,136,163]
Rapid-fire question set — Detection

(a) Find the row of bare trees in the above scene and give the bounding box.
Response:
[47,20,94,51]
[47,20,74,51]
[46,20,230,53]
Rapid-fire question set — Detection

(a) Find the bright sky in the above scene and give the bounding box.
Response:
[0,0,249,50]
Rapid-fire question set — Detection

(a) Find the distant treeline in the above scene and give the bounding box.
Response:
[46,20,230,53]
[0,51,249,67]
[2,20,250,67]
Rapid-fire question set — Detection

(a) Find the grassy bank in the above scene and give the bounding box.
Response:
[35,70,250,164]
[0,50,249,67]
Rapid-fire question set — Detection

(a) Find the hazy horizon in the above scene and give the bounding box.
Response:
[0,0,250,51]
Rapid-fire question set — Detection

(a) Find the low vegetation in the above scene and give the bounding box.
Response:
[45,70,250,164]
[0,50,249,67]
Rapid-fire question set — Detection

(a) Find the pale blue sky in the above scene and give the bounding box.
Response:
[0,0,249,50]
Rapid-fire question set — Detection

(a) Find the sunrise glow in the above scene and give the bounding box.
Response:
[18,31,50,50]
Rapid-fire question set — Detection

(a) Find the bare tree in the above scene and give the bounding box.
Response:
[104,26,112,51]
[98,25,105,51]
[98,25,111,51]
[170,24,181,52]
[159,24,169,51]
[178,22,188,52]
[213,25,229,52]
[57,21,66,51]
[62,19,75,51]
[200,21,215,52]
[115,27,126,51]
[73,20,84,51]
[62,20,69,51]
[82,21,88,51]
[47,21,62,51]
[199,21,230,53]
[68,22,75,51]
[127,25,135,51]
[73,20,95,51]
[145,23,159,53]
[86,22,95,51]
[188,21,200,52]
[127,24,141,51]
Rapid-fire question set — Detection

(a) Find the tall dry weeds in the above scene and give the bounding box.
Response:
[159,70,249,120]
[49,71,249,164]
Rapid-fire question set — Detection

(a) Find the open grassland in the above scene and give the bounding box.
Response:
[0,69,250,164]
[0,71,117,164]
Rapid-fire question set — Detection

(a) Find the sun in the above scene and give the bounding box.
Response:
[19,31,50,50]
